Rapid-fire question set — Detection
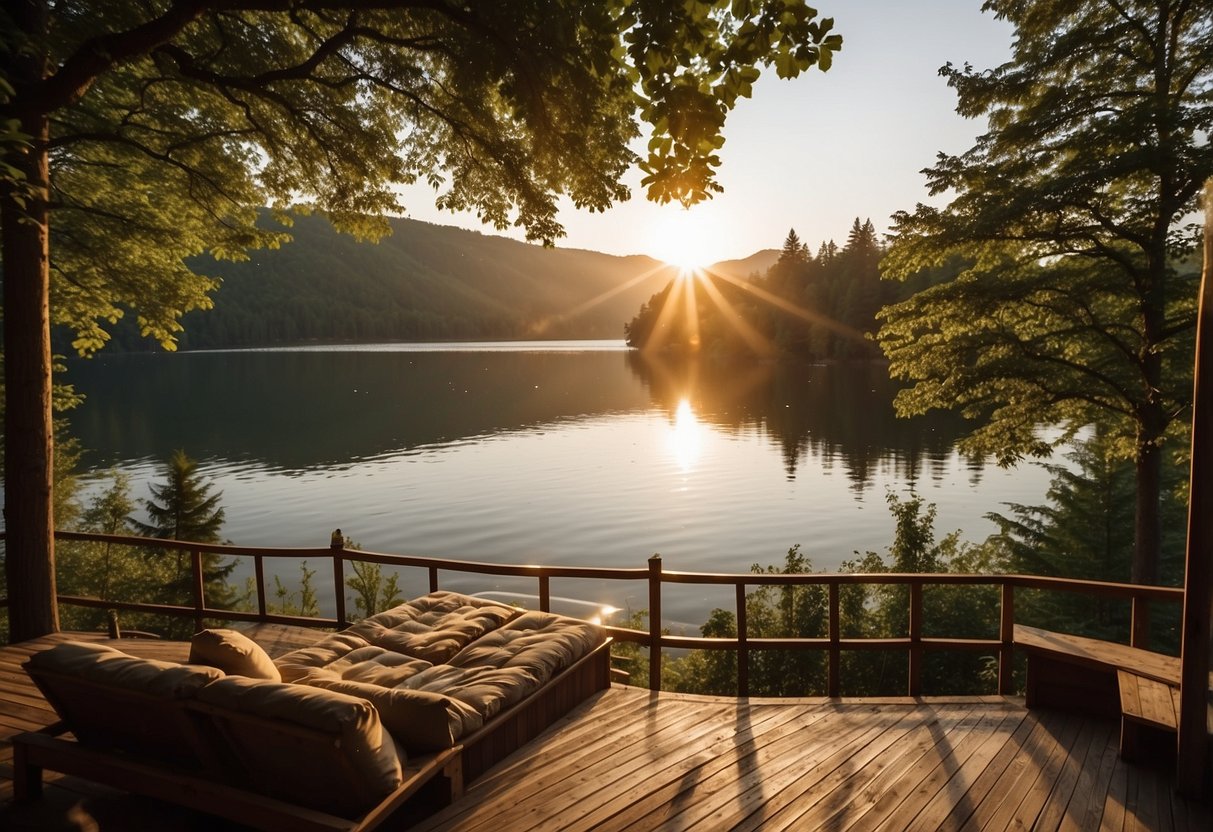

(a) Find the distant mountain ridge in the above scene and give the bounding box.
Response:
[131,214,771,351]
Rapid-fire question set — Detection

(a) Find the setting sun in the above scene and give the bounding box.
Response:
[649,210,715,272]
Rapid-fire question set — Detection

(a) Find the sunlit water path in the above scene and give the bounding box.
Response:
[64,341,1057,629]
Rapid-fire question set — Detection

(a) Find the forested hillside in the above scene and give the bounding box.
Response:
[85,214,690,351]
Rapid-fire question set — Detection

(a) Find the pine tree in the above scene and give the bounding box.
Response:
[132,450,235,611]
[133,450,225,542]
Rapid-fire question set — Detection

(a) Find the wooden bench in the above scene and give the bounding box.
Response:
[1013,624,1213,763]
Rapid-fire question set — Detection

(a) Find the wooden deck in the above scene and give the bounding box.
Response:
[1,633,1209,831]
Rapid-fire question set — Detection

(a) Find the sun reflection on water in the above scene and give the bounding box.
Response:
[668,399,704,472]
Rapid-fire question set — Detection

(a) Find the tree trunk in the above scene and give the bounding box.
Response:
[1132,437,1163,588]
[2,0,58,641]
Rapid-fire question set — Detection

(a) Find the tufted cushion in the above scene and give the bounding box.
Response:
[190,628,280,681]
[448,611,605,681]
[274,631,372,682]
[400,663,543,721]
[344,591,522,664]
[300,674,484,751]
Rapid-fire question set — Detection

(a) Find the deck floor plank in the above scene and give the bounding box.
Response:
[837,706,1022,832]
[667,706,921,831]
[744,706,981,832]
[568,700,823,832]
[2,634,1211,831]
[904,708,1032,832]
[1035,717,1111,832]
[674,707,915,831]
[755,704,976,832]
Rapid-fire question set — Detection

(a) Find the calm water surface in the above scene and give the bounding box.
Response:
[64,341,1056,628]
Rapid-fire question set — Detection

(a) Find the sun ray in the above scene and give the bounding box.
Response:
[643,268,689,353]
[702,267,869,344]
[681,271,701,350]
[692,269,776,357]
[527,262,676,337]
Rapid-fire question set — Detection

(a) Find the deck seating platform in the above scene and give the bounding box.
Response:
[2,631,1210,830]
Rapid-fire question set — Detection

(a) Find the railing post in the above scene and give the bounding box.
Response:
[1130,596,1149,649]
[736,582,749,697]
[648,554,662,692]
[908,580,923,697]
[539,574,551,612]
[254,555,267,618]
[828,582,840,697]
[428,566,439,593]
[191,548,205,634]
[999,580,1015,695]
[331,530,347,627]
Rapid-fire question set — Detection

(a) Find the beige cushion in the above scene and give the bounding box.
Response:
[25,641,224,766]
[197,676,403,815]
[302,674,483,751]
[449,611,605,680]
[190,628,280,681]
[345,591,522,663]
[401,663,542,721]
[274,631,372,682]
[28,640,223,698]
[295,644,433,688]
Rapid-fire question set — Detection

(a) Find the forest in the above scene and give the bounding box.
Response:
[625,219,925,359]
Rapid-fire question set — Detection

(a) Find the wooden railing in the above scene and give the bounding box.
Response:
[0,531,1186,696]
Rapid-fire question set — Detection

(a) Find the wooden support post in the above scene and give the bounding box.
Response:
[828,582,840,698]
[908,581,923,697]
[428,567,439,593]
[254,555,267,618]
[330,531,346,628]
[1131,596,1149,650]
[736,582,749,697]
[190,548,205,634]
[999,582,1015,695]
[1178,179,1213,797]
[539,575,551,613]
[648,554,662,692]
[12,738,42,801]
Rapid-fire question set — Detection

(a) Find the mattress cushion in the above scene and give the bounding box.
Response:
[274,631,374,682]
[447,610,605,681]
[300,673,484,751]
[344,591,522,664]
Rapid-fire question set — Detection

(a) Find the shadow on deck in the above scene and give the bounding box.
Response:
[1,632,1209,831]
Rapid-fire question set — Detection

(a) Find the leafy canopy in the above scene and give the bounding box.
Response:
[18,0,842,355]
[878,1,1211,583]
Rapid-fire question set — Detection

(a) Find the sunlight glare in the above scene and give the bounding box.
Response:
[668,399,704,472]
[650,210,712,272]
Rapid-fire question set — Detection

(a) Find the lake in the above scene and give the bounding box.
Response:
[62,341,1057,630]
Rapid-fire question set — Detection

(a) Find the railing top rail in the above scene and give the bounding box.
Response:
[1,530,1184,604]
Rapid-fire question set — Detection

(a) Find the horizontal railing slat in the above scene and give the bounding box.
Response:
[0,530,1185,695]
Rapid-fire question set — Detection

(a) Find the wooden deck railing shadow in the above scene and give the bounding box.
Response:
[0,530,1186,697]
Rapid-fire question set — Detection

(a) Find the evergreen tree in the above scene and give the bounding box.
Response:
[132,449,235,611]
[133,450,226,542]
[985,430,1188,649]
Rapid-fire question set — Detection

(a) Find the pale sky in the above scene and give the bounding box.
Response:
[395,1,1014,266]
